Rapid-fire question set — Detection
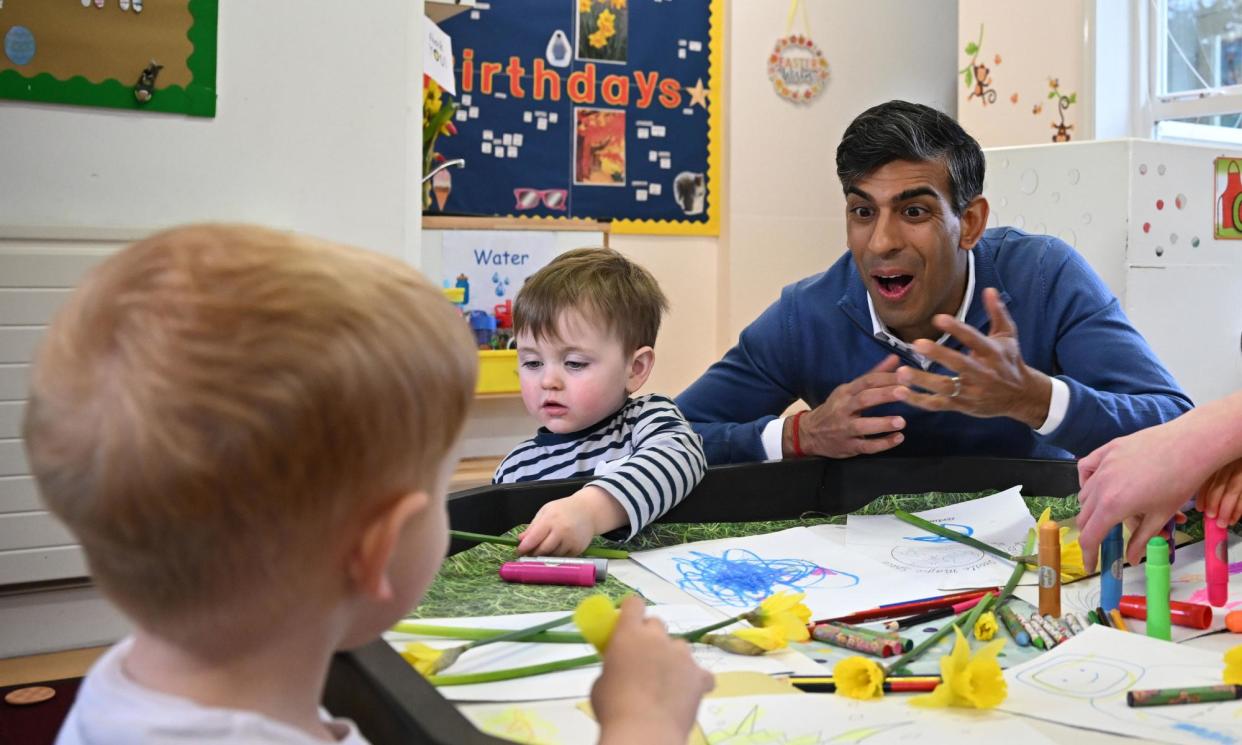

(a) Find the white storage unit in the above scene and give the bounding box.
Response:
[0,241,117,587]
[983,139,1242,405]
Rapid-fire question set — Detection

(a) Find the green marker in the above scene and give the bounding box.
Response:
[1145,535,1172,641]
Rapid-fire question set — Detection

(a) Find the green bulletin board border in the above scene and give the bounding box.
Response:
[0,0,218,117]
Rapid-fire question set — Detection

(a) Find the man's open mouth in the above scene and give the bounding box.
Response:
[874,273,914,300]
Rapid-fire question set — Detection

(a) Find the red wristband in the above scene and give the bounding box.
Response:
[790,410,806,458]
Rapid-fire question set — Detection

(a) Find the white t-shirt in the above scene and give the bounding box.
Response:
[56,637,370,745]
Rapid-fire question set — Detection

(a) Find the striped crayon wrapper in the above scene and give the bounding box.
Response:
[1017,616,1046,649]
[811,623,900,657]
[1127,684,1242,707]
[997,604,1030,646]
[1028,614,1058,648]
[1042,614,1071,645]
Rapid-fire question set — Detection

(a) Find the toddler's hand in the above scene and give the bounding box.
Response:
[1198,458,1242,528]
[517,485,625,556]
[593,597,713,745]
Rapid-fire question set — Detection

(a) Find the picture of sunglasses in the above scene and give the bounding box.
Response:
[513,188,568,210]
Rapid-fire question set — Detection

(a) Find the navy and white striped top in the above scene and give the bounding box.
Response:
[493,394,707,539]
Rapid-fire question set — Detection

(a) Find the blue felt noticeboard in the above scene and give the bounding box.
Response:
[433,0,722,235]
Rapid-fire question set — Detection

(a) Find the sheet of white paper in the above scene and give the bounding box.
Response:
[1014,534,1242,642]
[1000,625,1241,745]
[629,527,930,620]
[697,693,1059,744]
[458,698,599,744]
[846,486,1032,587]
[386,604,821,701]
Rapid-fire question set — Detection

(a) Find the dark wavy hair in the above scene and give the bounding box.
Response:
[836,100,985,216]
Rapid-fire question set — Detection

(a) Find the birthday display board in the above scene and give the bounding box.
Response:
[433,0,722,235]
[0,0,216,116]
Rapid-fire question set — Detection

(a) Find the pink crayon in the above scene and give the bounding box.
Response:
[499,561,596,587]
[1205,519,1229,607]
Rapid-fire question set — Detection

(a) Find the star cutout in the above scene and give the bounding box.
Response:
[685,78,709,109]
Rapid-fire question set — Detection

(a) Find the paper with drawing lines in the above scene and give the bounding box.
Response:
[697,692,1059,744]
[1000,625,1242,745]
[385,604,822,701]
[847,486,1032,587]
[458,698,599,744]
[630,527,930,620]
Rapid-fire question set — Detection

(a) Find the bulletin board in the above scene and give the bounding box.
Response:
[0,0,217,117]
[432,0,723,235]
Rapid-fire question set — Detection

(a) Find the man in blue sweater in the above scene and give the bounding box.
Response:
[677,100,1192,465]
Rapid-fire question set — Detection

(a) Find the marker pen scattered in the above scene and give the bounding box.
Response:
[1117,595,1212,630]
[498,561,596,587]
[1038,521,1061,617]
[1144,536,1172,641]
[1100,524,1124,611]
[1109,608,1130,632]
[515,555,609,582]
[1204,518,1229,607]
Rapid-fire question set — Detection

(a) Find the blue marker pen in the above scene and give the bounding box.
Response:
[1100,524,1124,611]
[1163,516,1176,564]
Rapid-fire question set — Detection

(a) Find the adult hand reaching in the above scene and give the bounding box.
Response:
[786,355,908,458]
[895,288,1053,430]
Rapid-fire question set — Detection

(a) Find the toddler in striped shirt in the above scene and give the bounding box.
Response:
[494,248,707,556]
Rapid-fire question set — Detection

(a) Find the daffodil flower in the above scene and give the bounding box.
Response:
[833,656,886,700]
[573,594,620,653]
[973,611,998,641]
[701,626,788,656]
[1027,508,1087,581]
[910,627,1007,709]
[1225,645,1242,685]
[401,642,466,676]
[742,591,811,642]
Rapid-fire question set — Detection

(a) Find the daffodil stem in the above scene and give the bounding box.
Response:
[392,622,586,645]
[675,613,744,642]
[428,653,601,686]
[998,530,1037,604]
[894,511,1022,562]
[883,593,996,676]
[448,529,629,559]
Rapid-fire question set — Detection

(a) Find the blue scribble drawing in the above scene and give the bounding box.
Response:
[903,522,974,543]
[672,549,859,607]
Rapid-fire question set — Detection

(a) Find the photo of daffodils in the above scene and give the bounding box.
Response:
[391,591,810,686]
[578,0,628,63]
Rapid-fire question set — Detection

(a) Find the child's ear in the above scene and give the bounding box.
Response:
[625,345,655,394]
[348,491,429,602]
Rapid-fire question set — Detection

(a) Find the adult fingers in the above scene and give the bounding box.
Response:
[929,314,998,359]
[899,388,961,413]
[895,367,960,396]
[852,384,908,411]
[1076,506,1115,575]
[1077,445,1106,489]
[851,432,905,455]
[847,356,901,394]
[982,287,1018,338]
[906,342,989,379]
[849,414,906,437]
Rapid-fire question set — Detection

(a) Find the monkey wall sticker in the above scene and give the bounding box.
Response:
[960,25,999,106]
[1046,78,1077,143]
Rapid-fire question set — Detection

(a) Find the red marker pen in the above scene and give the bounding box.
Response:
[1118,595,1212,630]
[499,561,596,587]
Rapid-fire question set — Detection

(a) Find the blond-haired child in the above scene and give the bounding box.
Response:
[494,248,707,556]
[25,225,711,745]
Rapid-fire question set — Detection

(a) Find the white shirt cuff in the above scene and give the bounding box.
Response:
[1034,377,1070,435]
[761,417,786,460]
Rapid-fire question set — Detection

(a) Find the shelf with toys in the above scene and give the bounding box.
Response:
[443,285,519,395]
